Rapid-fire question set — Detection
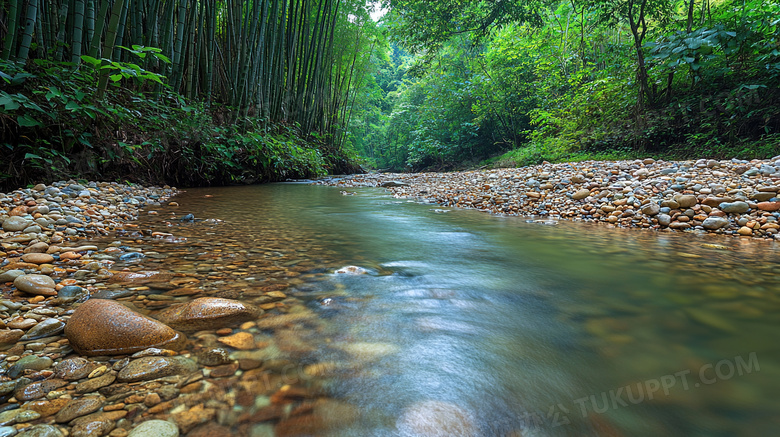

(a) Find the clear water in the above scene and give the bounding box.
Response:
[147,183,780,437]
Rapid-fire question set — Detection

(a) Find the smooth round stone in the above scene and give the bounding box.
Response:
[14,410,40,423]
[128,420,179,437]
[0,330,24,345]
[7,355,53,378]
[738,226,754,236]
[64,299,186,356]
[21,254,55,264]
[57,286,85,298]
[571,189,590,200]
[719,201,750,214]
[156,298,262,332]
[0,270,25,283]
[640,203,660,216]
[90,289,135,300]
[656,214,672,227]
[13,275,57,296]
[675,194,697,208]
[757,201,780,212]
[14,379,68,402]
[0,425,16,437]
[22,225,42,234]
[2,216,31,232]
[54,357,94,381]
[16,424,63,437]
[54,398,103,423]
[702,217,730,230]
[117,356,197,382]
[20,318,65,340]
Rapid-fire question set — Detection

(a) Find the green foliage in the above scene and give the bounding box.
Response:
[353,0,780,171]
[0,57,358,190]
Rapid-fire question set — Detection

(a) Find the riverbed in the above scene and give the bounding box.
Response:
[151,183,780,436]
[2,181,779,437]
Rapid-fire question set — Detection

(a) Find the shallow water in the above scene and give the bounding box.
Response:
[137,183,780,436]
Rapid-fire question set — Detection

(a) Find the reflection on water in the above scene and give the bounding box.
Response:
[138,184,779,436]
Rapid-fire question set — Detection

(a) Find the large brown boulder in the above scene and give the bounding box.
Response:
[64,299,186,356]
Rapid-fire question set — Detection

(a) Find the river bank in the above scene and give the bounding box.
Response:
[321,156,780,240]
[0,182,345,437]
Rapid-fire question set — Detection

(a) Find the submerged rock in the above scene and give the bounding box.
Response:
[64,299,186,356]
[155,297,262,332]
[397,400,478,437]
[117,356,197,382]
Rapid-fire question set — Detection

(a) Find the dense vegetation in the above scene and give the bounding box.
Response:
[1,0,379,189]
[3,0,778,187]
[346,0,780,171]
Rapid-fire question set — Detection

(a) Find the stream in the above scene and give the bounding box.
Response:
[133,183,780,437]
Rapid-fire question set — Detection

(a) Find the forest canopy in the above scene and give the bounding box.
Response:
[345,0,780,171]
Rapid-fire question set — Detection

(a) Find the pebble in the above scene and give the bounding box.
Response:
[155,297,262,332]
[320,158,780,239]
[54,357,95,380]
[7,355,53,378]
[217,332,256,350]
[127,420,179,437]
[20,318,65,340]
[15,425,64,437]
[0,270,25,283]
[2,216,31,232]
[702,217,730,230]
[117,356,197,382]
[54,398,104,423]
[14,379,68,401]
[13,275,57,296]
[20,253,55,264]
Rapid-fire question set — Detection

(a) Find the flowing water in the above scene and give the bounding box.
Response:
[132,183,780,436]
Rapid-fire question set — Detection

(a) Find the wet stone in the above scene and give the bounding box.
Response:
[14,379,68,402]
[719,201,750,214]
[127,419,179,437]
[13,275,57,296]
[7,355,53,378]
[20,318,65,340]
[57,286,85,299]
[0,270,25,283]
[117,356,197,383]
[16,424,64,437]
[195,347,232,366]
[155,297,262,332]
[0,330,25,346]
[54,397,104,423]
[64,299,186,356]
[75,372,117,394]
[2,217,31,232]
[55,357,95,381]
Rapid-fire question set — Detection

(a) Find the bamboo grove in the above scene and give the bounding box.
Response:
[1,0,378,144]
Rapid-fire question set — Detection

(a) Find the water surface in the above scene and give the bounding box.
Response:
[140,183,780,437]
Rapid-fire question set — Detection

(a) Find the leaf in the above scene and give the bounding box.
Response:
[17,115,42,127]
[24,153,42,160]
[65,101,80,111]
[110,74,123,82]
[80,55,102,67]
[0,95,20,111]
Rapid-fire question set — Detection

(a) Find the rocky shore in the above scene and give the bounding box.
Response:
[323,157,780,240]
[1,182,342,437]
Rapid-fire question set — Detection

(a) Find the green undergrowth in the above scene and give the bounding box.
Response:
[485,131,780,169]
[0,59,360,191]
